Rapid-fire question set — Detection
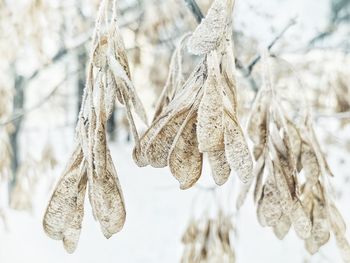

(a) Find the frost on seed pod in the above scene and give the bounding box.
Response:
[187,0,234,55]
[43,0,146,253]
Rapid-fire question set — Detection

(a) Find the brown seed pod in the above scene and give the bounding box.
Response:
[168,113,203,189]
[208,149,231,186]
[43,146,86,253]
[224,110,253,184]
[187,0,230,55]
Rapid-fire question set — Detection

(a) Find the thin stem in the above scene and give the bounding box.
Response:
[245,18,297,77]
[0,70,80,126]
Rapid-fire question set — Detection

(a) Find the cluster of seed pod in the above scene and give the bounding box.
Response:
[246,84,311,239]
[133,0,253,189]
[244,56,350,261]
[43,0,146,253]
[181,212,235,263]
[298,117,350,260]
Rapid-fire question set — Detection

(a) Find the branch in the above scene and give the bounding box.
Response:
[183,0,257,88]
[0,70,80,127]
[184,0,204,23]
[183,0,295,92]
[245,18,296,77]
[315,111,350,120]
[27,33,91,82]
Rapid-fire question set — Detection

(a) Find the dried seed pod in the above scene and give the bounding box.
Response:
[290,202,311,240]
[168,113,203,189]
[286,119,302,164]
[329,202,347,235]
[62,173,87,253]
[301,142,320,187]
[256,198,267,227]
[188,0,228,55]
[105,70,117,115]
[208,149,231,186]
[90,151,126,238]
[197,64,224,153]
[132,115,169,167]
[43,146,86,253]
[272,160,294,215]
[253,155,265,203]
[259,175,283,227]
[306,200,330,254]
[335,235,350,262]
[223,110,253,184]
[181,213,235,263]
[93,36,108,69]
[146,109,192,168]
[135,61,207,168]
[182,221,199,244]
[273,214,291,240]
[247,89,269,149]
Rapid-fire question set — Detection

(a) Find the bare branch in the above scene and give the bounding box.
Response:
[0,70,80,127]
[245,18,297,77]
[182,0,295,92]
[184,0,204,23]
[315,111,350,120]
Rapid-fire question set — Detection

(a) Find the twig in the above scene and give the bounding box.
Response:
[315,111,350,120]
[245,18,297,77]
[184,0,204,23]
[183,0,258,91]
[0,69,80,127]
[184,0,296,92]
[27,13,138,83]
[183,0,295,92]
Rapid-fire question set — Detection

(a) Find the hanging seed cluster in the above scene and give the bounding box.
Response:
[181,213,235,263]
[133,0,253,189]
[243,57,350,261]
[43,0,146,253]
[298,117,350,260]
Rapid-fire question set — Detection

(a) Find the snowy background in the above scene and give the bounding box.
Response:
[1,0,350,262]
